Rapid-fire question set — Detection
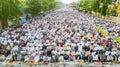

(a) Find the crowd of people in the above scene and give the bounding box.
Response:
[0,6,120,64]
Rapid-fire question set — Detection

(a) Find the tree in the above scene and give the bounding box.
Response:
[26,0,58,17]
[0,0,22,29]
[79,0,113,16]
[47,0,58,11]
[92,0,100,12]
[117,4,120,16]
[26,0,41,16]
[100,0,112,16]
[80,0,99,13]
[106,5,114,16]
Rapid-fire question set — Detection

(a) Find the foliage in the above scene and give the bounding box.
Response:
[79,0,113,16]
[26,0,58,16]
[117,4,120,15]
[26,0,41,16]
[0,0,22,19]
[0,0,22,29]
[106,5,114,16]
[100,0,112,16]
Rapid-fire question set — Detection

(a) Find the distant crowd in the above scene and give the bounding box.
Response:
[0,7,120,64]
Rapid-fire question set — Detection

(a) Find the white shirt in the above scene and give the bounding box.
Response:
[107,55,113,61]
[34,55,40,62]
[93,55,98,61]
[118,56,120,62]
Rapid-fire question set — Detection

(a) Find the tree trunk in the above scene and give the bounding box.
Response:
[0,18,8,29]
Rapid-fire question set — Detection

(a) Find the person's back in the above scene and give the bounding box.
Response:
[59,55,64,62]
[88,54,93,62]
[64,54,69,61]
[81,53,85,60]
[0,55,5,61]
[107,54,113,62]
[17,54,21,61]
[118,56,120,62]
[24,55,29,62]
[99,54,104,62]
[34,55,40,62]
[55,55,59,62]
[93,54,98,61]
[69,54,74,61]
[50,56,55,63]
[44,56,49,62]
[44,56,49,65]
[74,45,78,52]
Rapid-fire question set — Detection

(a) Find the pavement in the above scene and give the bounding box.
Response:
[109,16,120,24]
[1,62,120,67]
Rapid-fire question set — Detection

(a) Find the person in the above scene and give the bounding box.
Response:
[59,55,64,62]
[0,55,5,61]
[107,53,113,62]
[69,54,74,61]
[118,55,120,63]
[43,56,49,65]
[55,54,59,62]
[18,63,21,67]
[17,54,22,61]
[24,54,29,62]
[34,54,40,63]
[93,54,99,62]
[103,53,107,62]
[80,52,86,61]
[50,55,55,63]
[88,54,93,62]
[29,54,34,63]
[64,54,69,61]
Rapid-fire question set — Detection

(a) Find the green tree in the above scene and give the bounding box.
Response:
[100,0,112,16]
[80,0,99,13]
[92,0,100,12]
[26,0,58,17]
[79,0,113,16]
[26,0,41,16]
[47,0,58,11]
[0,0,22,29]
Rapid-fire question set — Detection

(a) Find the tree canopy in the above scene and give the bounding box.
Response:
[79,0,113,16]
[0,0,22,29]
[26,0,58,16]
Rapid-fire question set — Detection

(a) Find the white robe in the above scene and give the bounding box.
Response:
[34,55,40,62]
